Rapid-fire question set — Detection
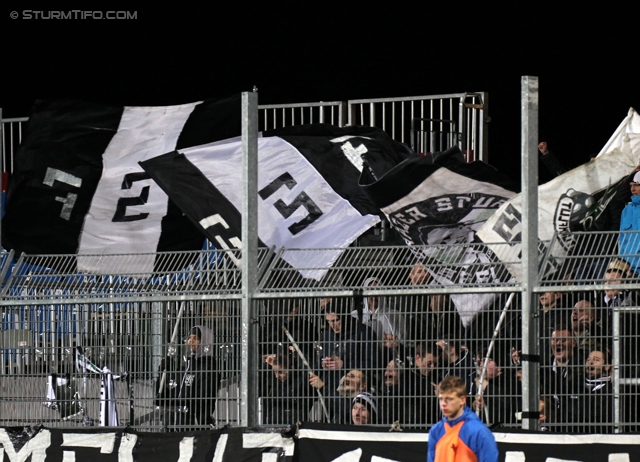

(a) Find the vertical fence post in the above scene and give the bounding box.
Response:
[241,91,259,427]
[521,76,540,431]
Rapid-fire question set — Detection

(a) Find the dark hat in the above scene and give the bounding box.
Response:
[352,392,378,415]
[190,326,202,340]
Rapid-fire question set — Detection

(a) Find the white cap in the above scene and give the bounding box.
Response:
[633,171,640,184]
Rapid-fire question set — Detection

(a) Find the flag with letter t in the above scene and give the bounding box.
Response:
[140,124,414,279]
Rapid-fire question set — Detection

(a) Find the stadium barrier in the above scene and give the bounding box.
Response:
[0,233,638,434]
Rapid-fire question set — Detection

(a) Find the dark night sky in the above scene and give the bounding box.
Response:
[3,7,638,180]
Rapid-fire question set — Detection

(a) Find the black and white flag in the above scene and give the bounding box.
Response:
[2,96,242,274]
[478,122,640,281]
[360,148,518,326]
[140,124,414,279]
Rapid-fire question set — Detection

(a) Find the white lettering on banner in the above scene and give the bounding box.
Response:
[43,167,82,220]
[0,428,51,462]
[178,437,194,462]
[330,136,372,172]
[118,434,137,462]
[199,214,242,265]
[211,434,228,462]
[371,456,401,462]
[242,433,294,458]
[609,455,630,462]
[62,451,75,462]
[505,452,526,462]
[545,458,583,462]
[337,141,367,172]
[62,432,116,453]
[331,448,363,462]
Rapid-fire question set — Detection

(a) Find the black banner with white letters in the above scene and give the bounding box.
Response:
[2,425,638,462]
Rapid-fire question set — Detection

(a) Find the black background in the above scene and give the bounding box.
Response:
[2,6,638,181]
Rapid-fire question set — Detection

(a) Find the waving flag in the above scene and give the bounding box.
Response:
[477,124,640,281]
[360,147,518,326]
[140,125,414,279]
[2,96,242,274]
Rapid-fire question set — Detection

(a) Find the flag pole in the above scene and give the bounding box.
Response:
[520,76,540,431]
[240,90,259,427]
[283,327,330,421]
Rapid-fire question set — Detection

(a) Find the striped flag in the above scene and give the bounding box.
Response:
[2,96,242,274]
[140,125,414,279]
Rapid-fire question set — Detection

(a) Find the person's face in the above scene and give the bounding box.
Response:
[438,391,466,420]
[272,364,289,382]
[572,302,594,331]
[325,313,341,334]
[630,181,640,197]
[351,402,370,425]
[550,329,575,363]
[384,360,399,387]
[366,280,380,310]
[409,264,430,286]
[604,270,624,299]
[539,292,559,309]
[342,370,365,394]
[186,334,200,353]
[478,357,501,379]
[585,351,610,379]
[416,352,437,377]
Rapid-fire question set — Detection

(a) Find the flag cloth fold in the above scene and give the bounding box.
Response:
[360,147,518,326]
[76,347,123,426]
[140,124,414,279]
[477,122,640,281]
[2,96,242,274]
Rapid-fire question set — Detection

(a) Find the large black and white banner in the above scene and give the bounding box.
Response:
[2,425,638,462]
[360,148,518,326]
[0,426,294,462]
[296,423,640,462]
[478,124,640,281]
[2,96,242,274]
[141,125,413,279]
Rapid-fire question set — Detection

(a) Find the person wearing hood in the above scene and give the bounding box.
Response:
[353,276,408,366]
[313,301,381,398]
[619,171,640,275]
[156,325,219,429]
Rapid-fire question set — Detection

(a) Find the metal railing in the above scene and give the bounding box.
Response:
[0,232,638,433]
[258,101,345,131]
[348,93,488,162]
[1,92,488,174]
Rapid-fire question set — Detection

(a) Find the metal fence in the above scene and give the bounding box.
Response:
[1,232,638,433]
[348,93,488,162]
[0,92,488,174]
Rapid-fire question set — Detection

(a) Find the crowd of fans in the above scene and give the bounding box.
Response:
[258,254,640,432]
[257,149,640,432]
